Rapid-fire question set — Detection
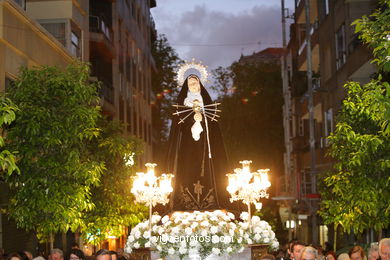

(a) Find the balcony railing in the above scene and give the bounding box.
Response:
[89,15,112,42]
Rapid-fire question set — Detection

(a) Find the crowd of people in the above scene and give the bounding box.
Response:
[261,238,390,260]
[0,245,130,260]
[0,238,389,260]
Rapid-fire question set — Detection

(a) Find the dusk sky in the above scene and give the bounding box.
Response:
[151,0,294,75]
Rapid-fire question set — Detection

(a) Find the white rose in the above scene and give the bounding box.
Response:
[228,212,235,220]
[247,238,253,244]
[189,248,198,255]
[162,215,169,224]
[168,248,175,255]
[185,227,193,235]
[238,246,245,253]
[237,237,243,243]
[156,245,162,251]
[218,221,227,227]
[189,239,198,247]
[254,233,261,241]
[145,241,151,248]
[210,226,218,234]
[158,227,164,235]
[211,235,220,244]
[272,240,280,249]
[161,234,169,242]
[128,235,135,243]
[169,236,176,243]
[172,226,180,234]
[244,233,249,239]
[201,220,209,227]
[210,216,218,222]
[201,229,208,237]
[179,247,187,254]
[143,231,151,239]
[191,222,199,229]
[150,236,157,244]
[262,231,270,238]
[252,216,261,224]
[152,215,161,223]
[270,231,275,239]
[229,229,235,236]
[264,237,270,243]
[227,247,233,253]
[254,227,262,234]
[212,248,221,255]
[134,230,141,239]
[240,212,249,221]
[133,242,140,249]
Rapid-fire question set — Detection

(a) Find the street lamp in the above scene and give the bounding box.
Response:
[131,163,174,231]
[226,160,271,229]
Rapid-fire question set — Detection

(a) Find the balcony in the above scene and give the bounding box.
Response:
[89,15,115,58]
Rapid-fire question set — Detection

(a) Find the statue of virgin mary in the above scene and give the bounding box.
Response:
[165,72,231,212]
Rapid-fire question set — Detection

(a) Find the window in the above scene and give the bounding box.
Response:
[12,0,25,9]
[325,0,329,15]
[70,31,80,57]
[40,22,66,46]
[335,24,346,69]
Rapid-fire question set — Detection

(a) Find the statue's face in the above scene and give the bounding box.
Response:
[188,77,200,93]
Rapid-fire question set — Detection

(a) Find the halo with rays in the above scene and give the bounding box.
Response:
[176,58,209,87]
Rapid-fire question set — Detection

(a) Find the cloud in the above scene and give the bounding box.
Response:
[153,4,285,72]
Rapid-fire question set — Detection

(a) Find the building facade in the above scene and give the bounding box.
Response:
[279,0,378,247]
[0,0,156,253]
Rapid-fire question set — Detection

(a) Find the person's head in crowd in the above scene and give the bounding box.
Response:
[288,240,299,259]
[69,249,84,260]
[301,246,318,260]
[368,244,379,260]
[276,249,286,260]
[50,249,63,260]
[6,253,22,260]
[95,250,110,260]
[17,251,29,260]
[260,254,276,260]
[32,257,46,260]
[379,238,390,260]
[71,243,80,250]
[24,252,32,260]
[325,242,334,254]
[108,252,117,260]
[292,241,306,260]
[326,251,337,260]
[349,246,365,260]
[115,249,123,258]
[338,253,350,260]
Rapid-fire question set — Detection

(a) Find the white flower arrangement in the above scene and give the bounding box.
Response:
[125,210,279,259]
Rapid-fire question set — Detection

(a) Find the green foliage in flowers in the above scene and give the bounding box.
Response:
[319,1,390,234]
[4,62,104,239]
[82,119,147,244]
[0,95,19,176]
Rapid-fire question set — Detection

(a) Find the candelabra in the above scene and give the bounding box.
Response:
[131,163,174,231]
[226,160,271,229]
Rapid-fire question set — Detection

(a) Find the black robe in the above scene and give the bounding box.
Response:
[164,77,232,212]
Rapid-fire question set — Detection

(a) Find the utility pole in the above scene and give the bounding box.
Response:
[305,0,318,245]
[281,0,294,240]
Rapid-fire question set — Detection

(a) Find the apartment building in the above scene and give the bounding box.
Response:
[0,0,156,252]
[279,0,377,247]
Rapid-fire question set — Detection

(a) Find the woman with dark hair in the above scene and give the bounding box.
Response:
[349,246,366,260]
[69,249,84,260]
[6,253,22,260]
[166,74,231,212]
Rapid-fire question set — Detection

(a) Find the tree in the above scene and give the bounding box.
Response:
[319,0,390,236]
[0,95,19,176]
[4,62,104,244]
[82,119,146,244]
[212,61,285,175]
[151,34,182,165]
